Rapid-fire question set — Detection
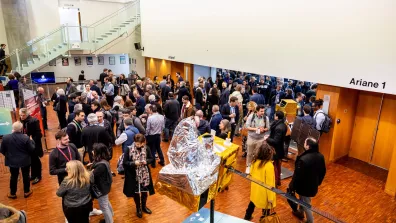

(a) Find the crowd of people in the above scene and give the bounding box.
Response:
[0,68,327,223]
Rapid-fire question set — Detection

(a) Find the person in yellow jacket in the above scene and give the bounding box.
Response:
[244,143,276,220]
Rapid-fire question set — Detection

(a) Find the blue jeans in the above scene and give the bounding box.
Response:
[299,196,313,223]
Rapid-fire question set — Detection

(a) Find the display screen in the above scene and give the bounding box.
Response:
[31,72,56,84]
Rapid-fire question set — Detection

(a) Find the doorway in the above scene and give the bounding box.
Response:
[349,91,396,169]
[59,7,82,42]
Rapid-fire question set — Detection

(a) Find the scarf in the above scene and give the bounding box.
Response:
[129,143,150,187]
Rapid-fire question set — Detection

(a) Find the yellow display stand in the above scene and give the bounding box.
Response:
[204,135,239,192]
[155,134,239,212]
[276,99,297,122]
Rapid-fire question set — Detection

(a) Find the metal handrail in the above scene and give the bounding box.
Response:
[89,0,139,28]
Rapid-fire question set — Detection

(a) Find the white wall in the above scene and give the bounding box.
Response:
[141,0,396,95]
[39,54,130,81]
[0,1,8,52]
[26,0,61,39]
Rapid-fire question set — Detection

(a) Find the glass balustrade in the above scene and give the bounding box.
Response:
[0,0,140,76]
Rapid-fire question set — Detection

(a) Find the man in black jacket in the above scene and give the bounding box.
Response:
[289,137,326,223]
[161,81,172,104]
[177,81,191,105]
[99,68,108,89]
[82,113,112,162]
[19,108,43,185]
[0,44,8,75]
[89,79,102,96]
[66,110,85,161]
[1,122,35,199]
[49,131,81,185]
[220,96,239,142]
[163,92,180,142]
[266,111,287,186]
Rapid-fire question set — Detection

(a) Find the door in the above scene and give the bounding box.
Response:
[349,91,383,162]
[59,7,81,43]
[371,95,396,169]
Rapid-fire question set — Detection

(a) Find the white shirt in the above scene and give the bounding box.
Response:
[115,133,127,145]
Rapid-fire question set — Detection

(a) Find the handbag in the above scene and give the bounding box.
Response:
[53,102,60,111]
[90,183,103,199]
[259,204,281,223]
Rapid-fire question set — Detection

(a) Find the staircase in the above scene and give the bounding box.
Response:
[0,0,140,76]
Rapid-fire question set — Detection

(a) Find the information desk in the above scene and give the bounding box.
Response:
[183,207,249,223]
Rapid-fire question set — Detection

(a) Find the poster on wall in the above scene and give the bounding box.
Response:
[120,56,126,64]
[98,56,104,65]
[86,57,93,65]
[74,57,81,66]
[49,59,56,66]
[0,108,12,136]
[62,57,69,66]
[109,56,115,65]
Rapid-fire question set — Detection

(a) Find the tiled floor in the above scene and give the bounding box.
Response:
[0,108,395,223]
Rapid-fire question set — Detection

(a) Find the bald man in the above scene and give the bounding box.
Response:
[195,110,210,135]
[37,87,49,130]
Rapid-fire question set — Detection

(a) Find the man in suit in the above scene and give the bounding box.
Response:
[250,86,265,105]
[176,72,184,82]
[195,110,210,135]
[219,82,230,108]
[1,122,35,199]
[220,96,239,142]
[99,68,108,88]
[180,95,194,120]
[66,110,85,162]
[65,77,78,97]
[134,90,146,117]
[163,92,180,142]
[209,105,222,136]
[19,108,43,185]
[270,85,285,121]
[177,81,191,105]
[161,81,172,104]
[89,79,102,96]
[81,113,112,162]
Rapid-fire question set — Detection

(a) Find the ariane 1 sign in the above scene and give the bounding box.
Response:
[349,78,386,89]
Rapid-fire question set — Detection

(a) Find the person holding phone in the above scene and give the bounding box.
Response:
[244,104,269,174]
[123,134,155,218]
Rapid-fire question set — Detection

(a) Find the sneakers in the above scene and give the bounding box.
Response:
[292,210,305,220]
[24,190,33,198]
[245,166,250,174]
[7,193,17,199]
[89,208,103,216]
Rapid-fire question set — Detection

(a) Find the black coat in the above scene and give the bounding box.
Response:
[123,146,155,197]
[55,95,67,114]
[0,132,35,168]
[164,99,180,121]
[90,85,102,96]
[92,160,112,196]
[81,125,112,153]
[266,119,287,160]
[290,149,326,197]
[161,86,172,102]
[21,116,43,157]
[177,86,191,104]
[219,89,230,107]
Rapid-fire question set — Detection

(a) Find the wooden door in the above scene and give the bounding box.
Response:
[371,95,396,169]
[349,91,383,162]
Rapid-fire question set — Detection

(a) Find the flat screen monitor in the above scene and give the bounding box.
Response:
[31,72,56,84]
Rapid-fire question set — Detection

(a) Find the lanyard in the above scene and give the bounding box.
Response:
[73,120,82,132]
[57,146,72,162]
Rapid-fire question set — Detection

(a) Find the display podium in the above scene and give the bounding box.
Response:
[155,133,239,212]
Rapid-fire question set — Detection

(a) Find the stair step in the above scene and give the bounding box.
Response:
[96,37,104,40]
[52,47,57,51]
[119,25,126,27]
[122,22,130,25]
[22,64,28,67]
[101,35,108,38]
[33,58,40,62]
[105,32,113,35]
[109,30,117,32]
[114,27,121,30]
[58,44,63,48]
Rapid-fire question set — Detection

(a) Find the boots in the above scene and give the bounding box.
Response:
[141,192,152,214]
[133,194,143,218]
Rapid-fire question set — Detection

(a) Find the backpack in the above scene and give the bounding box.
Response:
[316,111,332,133]
[117,154,125,174]
[62,121,78,133]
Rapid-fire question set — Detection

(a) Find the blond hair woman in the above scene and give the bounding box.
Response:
[56,160,93,223]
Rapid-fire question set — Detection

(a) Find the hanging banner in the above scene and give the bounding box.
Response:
[24,95,44,136]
